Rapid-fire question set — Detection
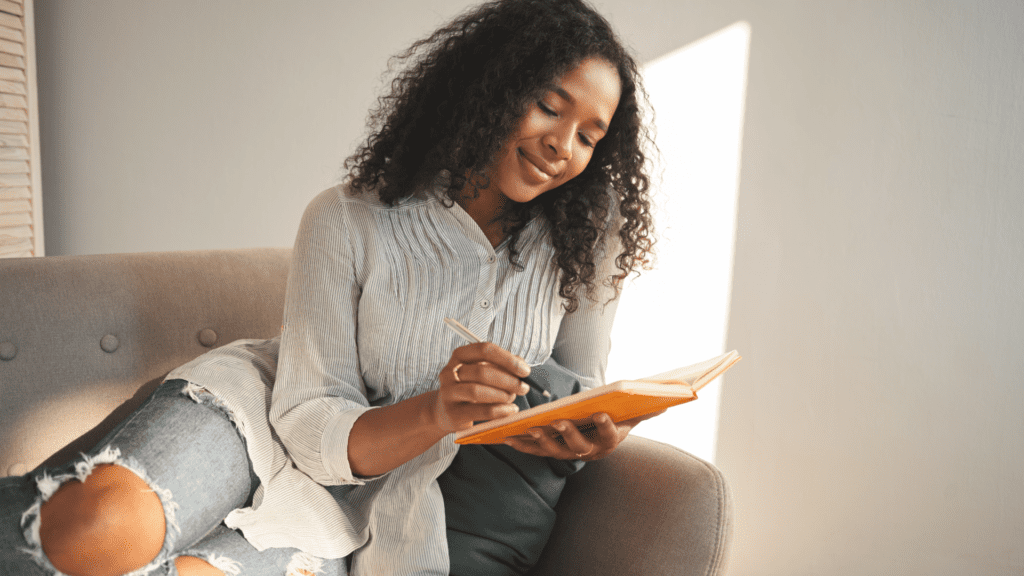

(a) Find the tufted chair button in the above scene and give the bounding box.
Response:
[198,328,219,348]
[100,334,120,353]
[0,341,17,361]
[7,463,27,477]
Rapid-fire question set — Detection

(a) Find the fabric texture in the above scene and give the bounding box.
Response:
[0,248,290,478]
[165,184,620,574]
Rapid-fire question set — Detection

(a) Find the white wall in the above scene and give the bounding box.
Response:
[34,1,1024,574]
[35,0,476,255]
[705,2,1024,574]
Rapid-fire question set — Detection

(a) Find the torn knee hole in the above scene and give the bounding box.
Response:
[287,551,323,576]
[21,449,181,575]
[176,554,241,576]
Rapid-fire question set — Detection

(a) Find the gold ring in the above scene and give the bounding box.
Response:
[452,363,463,382]
[576,448,593,459]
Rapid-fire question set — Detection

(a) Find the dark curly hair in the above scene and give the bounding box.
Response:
[344,0,655,312]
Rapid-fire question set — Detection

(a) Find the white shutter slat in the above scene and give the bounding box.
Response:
[0,38,23,56]
[0,1,24,17]
[0,234,33,258]
[0,223,29,237]
[0,197,28,212]
[0,106,27,120]
[0,64,24,81]
[0,248,33,258]
[0,0,36,257]
[0,79,25,95]
[0,93,26,108]
[0,184,29,198]
[0,145,28,158]
[0,132,26,146]
[0,159,27,172]
[0,26,21,44]
[0,13,20,30]
[0,172,29,186]
[0,211,30,227]
[0,119,26,133]
[0,52,23,69]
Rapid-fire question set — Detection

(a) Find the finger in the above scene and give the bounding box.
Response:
[549,420,596,456]
[450,401,521,427]
[445,381,518,405]
[449,362,530,396]
[591,413,623,443]
[525,427,579,459]
[503,436,546,457]
[450,342,531,379]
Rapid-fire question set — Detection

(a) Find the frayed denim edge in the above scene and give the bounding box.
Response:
[181,382,250,440]
[286,551,325,576]
[190,553,243,576]
[19,445,182,576]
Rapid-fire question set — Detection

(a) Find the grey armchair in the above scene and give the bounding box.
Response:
[0,249,731,575]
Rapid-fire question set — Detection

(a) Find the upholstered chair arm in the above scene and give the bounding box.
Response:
[530,435,732,576]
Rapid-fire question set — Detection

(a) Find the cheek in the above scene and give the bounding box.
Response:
[565,151,594,181]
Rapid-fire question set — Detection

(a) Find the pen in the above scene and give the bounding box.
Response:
[443,317,551,398]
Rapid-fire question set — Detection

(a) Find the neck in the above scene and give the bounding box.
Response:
[456,183,510,248]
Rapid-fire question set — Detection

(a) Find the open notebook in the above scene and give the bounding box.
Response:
[455,350,741,445]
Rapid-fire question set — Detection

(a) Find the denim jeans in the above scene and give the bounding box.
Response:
[0,379,350,576]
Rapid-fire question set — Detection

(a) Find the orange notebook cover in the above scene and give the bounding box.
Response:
[455,350,741,445]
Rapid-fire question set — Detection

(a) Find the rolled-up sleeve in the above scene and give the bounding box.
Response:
[270,189,380,486]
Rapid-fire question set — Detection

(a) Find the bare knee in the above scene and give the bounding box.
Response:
[39,463,166,576]
[175,555,227,576]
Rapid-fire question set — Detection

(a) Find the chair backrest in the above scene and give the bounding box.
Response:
[0,248,291,476]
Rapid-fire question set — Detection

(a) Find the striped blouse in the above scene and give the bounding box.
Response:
[166,184,621,574]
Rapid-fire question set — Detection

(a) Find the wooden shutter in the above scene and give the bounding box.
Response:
[0,0,40,258]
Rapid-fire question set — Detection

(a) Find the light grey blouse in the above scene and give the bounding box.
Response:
[166,184,620,574]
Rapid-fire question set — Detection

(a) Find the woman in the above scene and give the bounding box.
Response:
[6,1,656,574]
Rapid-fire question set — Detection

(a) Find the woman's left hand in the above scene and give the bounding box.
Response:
[502,410,665,461]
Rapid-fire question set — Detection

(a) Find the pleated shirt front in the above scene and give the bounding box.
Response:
[166,184,619,575]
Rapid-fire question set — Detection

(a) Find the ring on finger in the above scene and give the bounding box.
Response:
[575,447,594,459]
[452,363,464,383]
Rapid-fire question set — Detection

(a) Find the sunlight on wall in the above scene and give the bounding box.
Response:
[605,21,750,463]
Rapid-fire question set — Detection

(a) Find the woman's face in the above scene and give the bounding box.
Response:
[486,57,622,204]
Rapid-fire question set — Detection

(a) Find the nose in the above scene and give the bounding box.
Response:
[541,127,573,161]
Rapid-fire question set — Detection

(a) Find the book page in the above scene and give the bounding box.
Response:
[629,350,739,387]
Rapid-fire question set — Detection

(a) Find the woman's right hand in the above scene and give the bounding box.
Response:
[432,342,532,433]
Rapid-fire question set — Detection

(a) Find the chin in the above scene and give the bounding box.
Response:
[503,187,547,204]
[491,178,542,204]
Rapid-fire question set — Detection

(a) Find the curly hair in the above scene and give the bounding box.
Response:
[344,0,655,312]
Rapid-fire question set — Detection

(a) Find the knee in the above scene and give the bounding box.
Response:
[175,556,227,576]
[38,464,166,576]
[174,556,313,576]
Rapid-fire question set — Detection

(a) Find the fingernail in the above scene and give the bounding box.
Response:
[517,359,531,375]
[519,382,530,395]
[528,430,541,439]
[555,422,568,432]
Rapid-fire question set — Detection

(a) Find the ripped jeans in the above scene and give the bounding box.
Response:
[0,379,349,576]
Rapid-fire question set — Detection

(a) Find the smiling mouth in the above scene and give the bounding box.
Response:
[518,148,556,180]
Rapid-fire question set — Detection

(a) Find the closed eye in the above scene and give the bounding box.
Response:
[538,101,557,117]
[578,133,595,147]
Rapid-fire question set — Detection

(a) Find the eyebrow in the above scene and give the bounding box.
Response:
[550,86,610,133]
